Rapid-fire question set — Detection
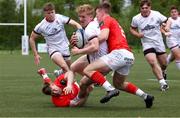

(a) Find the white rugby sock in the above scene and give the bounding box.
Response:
[102,81,115,91]
[159,79,167,86]
[136,89,147,99]
[42,74,48,79]
[175,60,180,70]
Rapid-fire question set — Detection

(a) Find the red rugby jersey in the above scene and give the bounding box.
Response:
[51,74,79,107]
[100,15,131,52]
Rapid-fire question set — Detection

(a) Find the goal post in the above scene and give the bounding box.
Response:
[22,0,28,55]
[0,0,28,55]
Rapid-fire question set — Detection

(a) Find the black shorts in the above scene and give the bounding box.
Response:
[143,48,166,56]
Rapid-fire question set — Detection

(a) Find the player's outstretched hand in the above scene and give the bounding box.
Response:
[63,85,73,95]
[70,32,78,47]
[34,54,42,65]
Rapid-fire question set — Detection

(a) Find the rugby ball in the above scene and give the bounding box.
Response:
[75,29,86,49]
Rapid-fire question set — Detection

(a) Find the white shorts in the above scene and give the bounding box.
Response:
[142,42,166,53]
[48,47,71,61]
[166,37,179,50]
[100,49,134,76]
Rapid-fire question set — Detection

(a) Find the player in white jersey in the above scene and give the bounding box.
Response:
[130,0,168,91]
[29,2,82,94]
[162,6,180,70]
[69,4,118,106]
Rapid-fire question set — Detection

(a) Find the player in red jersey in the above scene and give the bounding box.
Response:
[38,68,90,107]
[72,2,154,108]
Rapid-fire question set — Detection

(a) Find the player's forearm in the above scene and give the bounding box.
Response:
[98,29,109,43]
[164,19,172,32]
[67,71,74,87]
[69,19,82,29]
[29,38,38,56]
[79,44,98,54]
[130,27,143,38]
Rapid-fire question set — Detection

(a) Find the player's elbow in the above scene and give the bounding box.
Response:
[129,27,134,34]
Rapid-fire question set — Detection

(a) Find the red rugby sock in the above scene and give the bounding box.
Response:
[125,82,138,94]
[91,71,106,86]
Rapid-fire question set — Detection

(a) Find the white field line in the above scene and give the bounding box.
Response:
[147,78,180,82]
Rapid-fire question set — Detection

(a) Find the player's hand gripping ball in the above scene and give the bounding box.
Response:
[75,29,87,49]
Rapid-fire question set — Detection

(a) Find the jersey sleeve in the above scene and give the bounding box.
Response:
[58,14,71,24]
[131,16,138,28]
[85,23,99,41]
[156,11,167,23]
[33,23,42,35]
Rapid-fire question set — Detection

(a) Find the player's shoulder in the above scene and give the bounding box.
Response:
[151,10,163,16]
[87,19,99,29]
[34,18,46,28]
[85,19,100,33]
[168,17,173,21]
[56,14,69,19]
[177,17,180,21]
[151,10,160,14]
[132,13,142,20]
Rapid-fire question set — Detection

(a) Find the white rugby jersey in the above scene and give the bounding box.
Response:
[168,17,180,40]
[131,10,167,45]
[85,18,108,63]
[34,14,70,51]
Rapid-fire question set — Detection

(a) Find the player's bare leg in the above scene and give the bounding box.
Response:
[157,53,168,80]
[113,72,154,108]
[171,47,180,70]
[145,53,168,91]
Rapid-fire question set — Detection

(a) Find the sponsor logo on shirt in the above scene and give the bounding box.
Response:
[142,24,155,31]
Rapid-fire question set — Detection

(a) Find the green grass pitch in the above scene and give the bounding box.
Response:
[0,51,180,117]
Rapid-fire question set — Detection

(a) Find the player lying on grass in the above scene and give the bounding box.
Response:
[38,68,92,107]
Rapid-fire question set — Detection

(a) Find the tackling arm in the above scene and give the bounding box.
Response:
[98,28,109,43]
[71,37,99,55]
[68,19,82,29]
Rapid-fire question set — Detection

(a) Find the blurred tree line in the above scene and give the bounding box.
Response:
[0,0,179,50]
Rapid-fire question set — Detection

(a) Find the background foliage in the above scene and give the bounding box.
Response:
[0,0,179,50]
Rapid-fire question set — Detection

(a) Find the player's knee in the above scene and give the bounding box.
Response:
[83,68,91,77]
[61,63,69,72]
[148,59,158,67]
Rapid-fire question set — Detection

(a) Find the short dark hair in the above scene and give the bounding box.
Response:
[42,83,51,95]
[43,2,55,11]
[96,2,111,14]
[170,5,178,11]
[140,0,151,7]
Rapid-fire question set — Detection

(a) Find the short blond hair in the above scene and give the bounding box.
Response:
[76,4,95,17]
